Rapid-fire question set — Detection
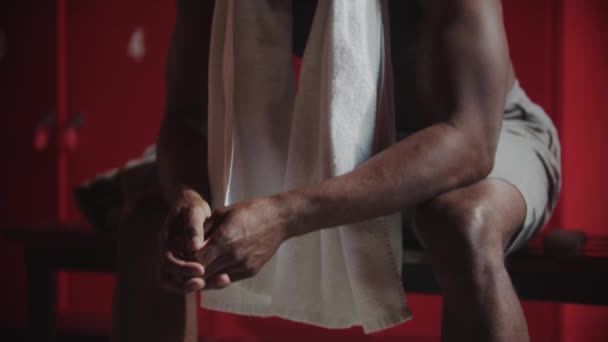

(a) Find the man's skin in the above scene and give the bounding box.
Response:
[112,0,531,341]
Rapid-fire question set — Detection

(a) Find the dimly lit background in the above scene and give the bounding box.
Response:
[1,0,607,341]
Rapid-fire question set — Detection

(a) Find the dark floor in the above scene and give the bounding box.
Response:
[0,330,439,342]
[0,330,108,342]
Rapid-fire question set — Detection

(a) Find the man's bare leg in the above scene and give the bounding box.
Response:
[414,179,529,342]
[111,189,198,342]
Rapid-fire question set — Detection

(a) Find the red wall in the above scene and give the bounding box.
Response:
[559,1,608,341]
[60,0,174,325]
[2,0,608,340]
[0,0,58,330]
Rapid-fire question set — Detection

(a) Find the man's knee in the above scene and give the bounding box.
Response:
[414,188,506,267]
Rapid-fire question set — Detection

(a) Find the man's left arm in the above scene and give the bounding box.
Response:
[281,0,511,235]
[200,0,511,284]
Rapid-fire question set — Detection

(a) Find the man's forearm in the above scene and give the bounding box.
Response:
[274,122,493,238]
[157,113,209,204]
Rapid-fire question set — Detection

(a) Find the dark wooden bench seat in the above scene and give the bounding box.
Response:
[2,227,607,341]
[402,231,608,306]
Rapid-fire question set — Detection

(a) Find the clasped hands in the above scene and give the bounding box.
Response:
[158,189,289,293]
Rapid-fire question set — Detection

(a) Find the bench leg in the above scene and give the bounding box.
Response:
[25,250,56,342]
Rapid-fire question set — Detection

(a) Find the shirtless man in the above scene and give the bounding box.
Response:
[112,1,560,341]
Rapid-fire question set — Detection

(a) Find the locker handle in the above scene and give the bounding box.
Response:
[33,113,55,152]
[62,114,84,151]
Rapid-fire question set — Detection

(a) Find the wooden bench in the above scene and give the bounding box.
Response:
[402,230,608,305]
[2,227,608,341]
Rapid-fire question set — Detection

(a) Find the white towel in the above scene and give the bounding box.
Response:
[203,0,412,333]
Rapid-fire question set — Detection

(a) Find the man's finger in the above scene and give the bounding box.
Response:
[197,244,222,268]
[202,255,234,281]
[160,272,206,294]
[163,250,205,277]
[188,234,205,252]
[160,278,205,295]
[201,265,254,291]
[215,266,252,283]
[183,277,206,292]
[176,205,208,251]
[203,212,221,236]
[203,273,232,290]
[162,207,207,254]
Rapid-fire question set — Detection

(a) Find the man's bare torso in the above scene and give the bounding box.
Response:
[293,0,516,132]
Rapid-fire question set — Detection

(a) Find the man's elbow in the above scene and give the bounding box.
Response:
[448,109,501,184]
[467,141,496,182]
[449,125,497,184]
[478,150,495,180]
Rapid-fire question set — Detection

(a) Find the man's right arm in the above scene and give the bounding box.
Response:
[157,0,215,204]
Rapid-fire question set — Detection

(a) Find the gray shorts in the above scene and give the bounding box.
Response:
[406,80,562,255]
[492,81,561,254]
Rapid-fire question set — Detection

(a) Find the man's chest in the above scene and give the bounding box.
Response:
[293,0,422,58]
[292,0,426,131]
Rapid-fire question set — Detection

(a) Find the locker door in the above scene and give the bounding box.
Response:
[0,0,58,226]
[59,0,176,328]
[0,0,58,329]
[64,0,175,224]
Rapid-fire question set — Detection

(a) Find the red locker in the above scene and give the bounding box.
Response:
[0,0,175,333]
[61,0,175,329]
[0,0,59,330]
